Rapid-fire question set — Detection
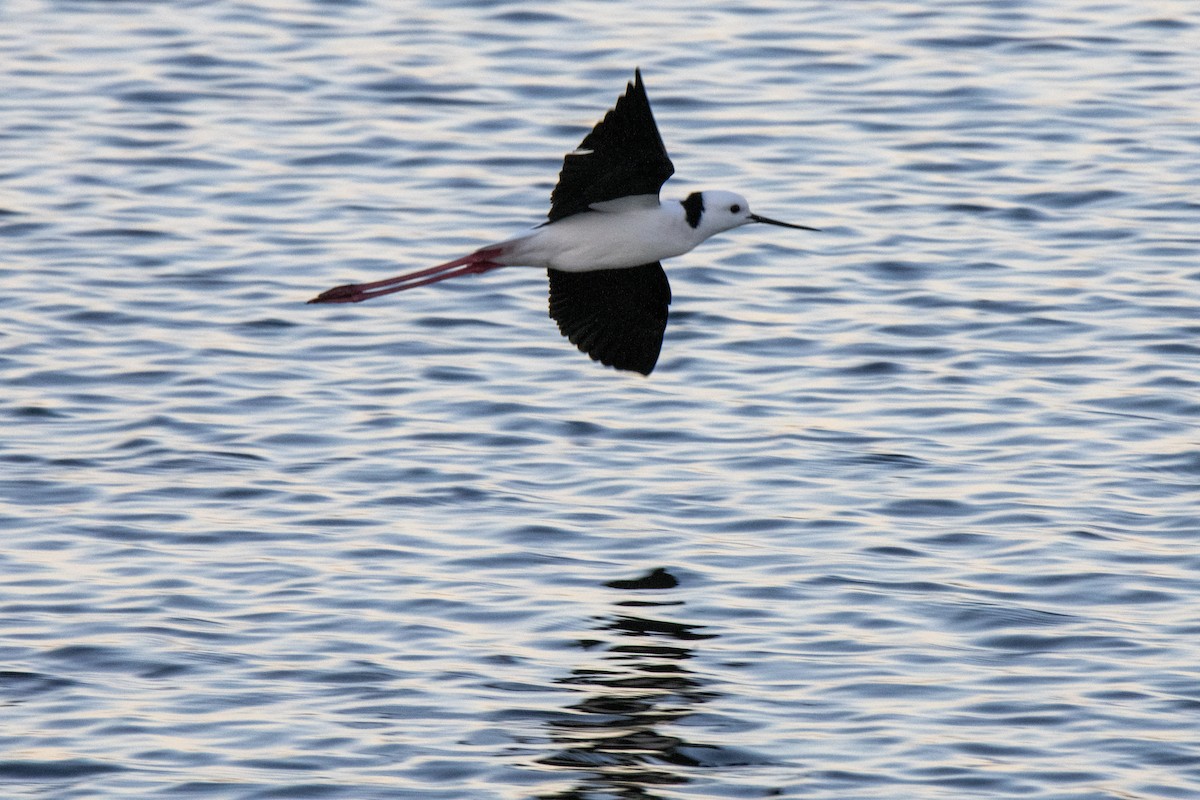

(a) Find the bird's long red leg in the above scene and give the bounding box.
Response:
[308,247,506,304]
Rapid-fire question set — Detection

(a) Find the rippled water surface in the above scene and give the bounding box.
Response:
[3,1,1200,797]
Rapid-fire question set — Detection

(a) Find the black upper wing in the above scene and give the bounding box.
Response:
[547,262,672,375]
[547,69,675,223]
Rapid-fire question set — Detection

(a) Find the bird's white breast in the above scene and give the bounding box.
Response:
[497,199,702,272]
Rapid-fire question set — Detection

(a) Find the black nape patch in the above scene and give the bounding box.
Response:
[681,192,704,229]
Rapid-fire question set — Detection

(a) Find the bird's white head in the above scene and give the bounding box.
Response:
[681,190,817,238]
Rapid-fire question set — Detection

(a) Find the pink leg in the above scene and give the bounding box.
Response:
[308,247,506,304]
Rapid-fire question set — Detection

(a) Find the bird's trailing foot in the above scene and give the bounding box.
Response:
[308,283,370,303]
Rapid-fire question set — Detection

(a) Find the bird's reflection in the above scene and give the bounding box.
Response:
[535,567,721,799]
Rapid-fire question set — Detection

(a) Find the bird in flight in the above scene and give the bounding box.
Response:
[309,69,816,375]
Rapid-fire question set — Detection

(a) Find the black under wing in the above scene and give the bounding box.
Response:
[547,69,675,223]
[547,262,672,375]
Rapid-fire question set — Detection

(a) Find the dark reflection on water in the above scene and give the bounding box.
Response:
[536,568,725,799]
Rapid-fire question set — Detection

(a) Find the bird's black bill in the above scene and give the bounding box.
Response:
[750,213,819,231]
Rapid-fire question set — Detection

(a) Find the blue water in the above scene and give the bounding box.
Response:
[3,1,1200,797]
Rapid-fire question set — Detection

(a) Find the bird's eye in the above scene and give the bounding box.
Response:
[730,204,741,214]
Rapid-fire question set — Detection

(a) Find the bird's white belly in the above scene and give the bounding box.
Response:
[498,209,694,272]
